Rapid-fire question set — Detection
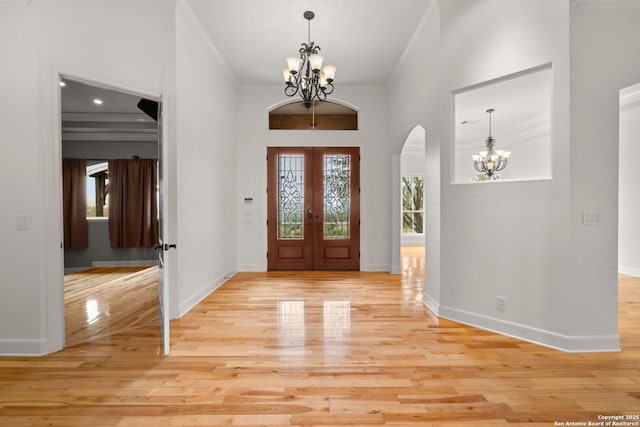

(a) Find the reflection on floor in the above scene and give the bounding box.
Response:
[64,266,158,347]
[1,246,637,426]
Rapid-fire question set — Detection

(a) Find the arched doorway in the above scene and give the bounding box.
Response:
[391,124,441,315]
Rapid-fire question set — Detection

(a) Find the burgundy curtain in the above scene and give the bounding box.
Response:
[108,159,159,248]
[62,159,88,249]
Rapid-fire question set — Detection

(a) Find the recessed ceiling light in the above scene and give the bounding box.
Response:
[93,99,103,105]
[59,81,66,87]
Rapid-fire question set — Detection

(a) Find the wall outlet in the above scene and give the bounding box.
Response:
[496,296,507,313]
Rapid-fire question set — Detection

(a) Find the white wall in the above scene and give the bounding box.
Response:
[0,0,240,355]
[619,88,640,277]
[437,0,617,351]
[0,0,186,355]
[569,4,640,345]
[0,1,41,354]
[235,85,392,272]
[391,0,620,351]
[174,2,238,316]
[401,148,425,175]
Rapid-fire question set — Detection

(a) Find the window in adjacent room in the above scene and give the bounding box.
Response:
[86,161,109,218]
[402,175,424,235]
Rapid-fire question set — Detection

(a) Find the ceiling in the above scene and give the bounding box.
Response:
[61,78,158,144]
[185,0,431,86]
[60,0,432,137]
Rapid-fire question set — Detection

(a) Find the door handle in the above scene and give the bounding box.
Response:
[154,243,177,251]
[307,209,313,219]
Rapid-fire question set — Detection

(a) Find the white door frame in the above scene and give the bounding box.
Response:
[41,60,172,354]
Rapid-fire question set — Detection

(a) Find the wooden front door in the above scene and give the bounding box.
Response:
[267,147,360,271]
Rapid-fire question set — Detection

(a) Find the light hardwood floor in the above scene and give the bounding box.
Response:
[63,266,157,348]
[0,247,638,426]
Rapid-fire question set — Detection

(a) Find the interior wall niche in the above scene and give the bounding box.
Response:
[453,64,552,183]
[269,100,358,130]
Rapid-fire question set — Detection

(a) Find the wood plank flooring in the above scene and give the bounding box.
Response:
[0,247,639,426]
[64,266,158,348]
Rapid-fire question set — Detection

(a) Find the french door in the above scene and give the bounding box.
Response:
[267,147,360,271]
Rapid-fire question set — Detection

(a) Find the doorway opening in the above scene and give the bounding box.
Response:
[60,76,163,348]
[267,146,360,270]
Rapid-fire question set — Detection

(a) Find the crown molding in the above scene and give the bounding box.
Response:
[176,0,237,86]
[575,0,640,8]
[620,88,640,112]
[388,0,439,85]
[620,89,640,107]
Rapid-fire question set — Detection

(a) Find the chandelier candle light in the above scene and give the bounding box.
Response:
[283,11,336,109]
[472,108,511,178]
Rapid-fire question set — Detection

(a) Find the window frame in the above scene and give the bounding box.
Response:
[401,174,425,236]
[86,161,109,219]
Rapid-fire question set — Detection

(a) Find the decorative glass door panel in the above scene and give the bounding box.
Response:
[277,155,305,240]
[323,155,351,240]
[268,147,359,271]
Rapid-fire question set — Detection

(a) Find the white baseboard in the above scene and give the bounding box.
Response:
[237,264,266,272]
[361,264,389,272]
[92,260,159,267]
[389,265,401,274]
[64,267,90,274]
[0,338,49,356]
[423,294,440,316]
[438,305,620,353]
[65,260,160,274]
[401,236,425,246]
[618,265,640,277]
[177,269,237,318]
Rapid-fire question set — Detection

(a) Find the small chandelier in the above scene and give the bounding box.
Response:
[282,11,336,109]
[472,108,511,178]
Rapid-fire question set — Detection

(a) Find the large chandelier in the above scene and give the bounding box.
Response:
[282,11,336,109]
[472,109,511,178]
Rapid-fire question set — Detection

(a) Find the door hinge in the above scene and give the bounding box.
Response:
[266,219,268,226]
[359,219,361,227]
[266,251,268,259]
